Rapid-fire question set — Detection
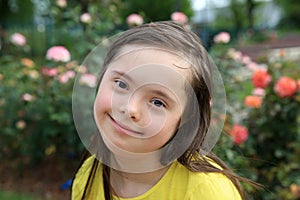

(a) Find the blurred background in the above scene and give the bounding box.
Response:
[0,0,299,199]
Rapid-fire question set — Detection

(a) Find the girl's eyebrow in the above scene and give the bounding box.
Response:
[151,89,176,104]
[111,70,133,82]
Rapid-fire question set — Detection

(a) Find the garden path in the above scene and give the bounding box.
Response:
[238,33,300,61]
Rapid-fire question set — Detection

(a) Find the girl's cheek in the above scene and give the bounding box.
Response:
[94,89,113,115]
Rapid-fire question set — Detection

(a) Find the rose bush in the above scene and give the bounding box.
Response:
[211,39,300,199]
[0,1,121,165]
[0,53,79,164]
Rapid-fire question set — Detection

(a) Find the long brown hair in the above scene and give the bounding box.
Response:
[73,21,259,200]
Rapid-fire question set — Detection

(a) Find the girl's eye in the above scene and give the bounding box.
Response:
[115,80,128,90]
[150,99,166,108]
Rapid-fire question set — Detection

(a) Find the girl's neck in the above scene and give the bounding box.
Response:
[110,165,171,198]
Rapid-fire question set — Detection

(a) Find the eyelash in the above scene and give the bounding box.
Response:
[150,98,166,108]
[114,79,128,90]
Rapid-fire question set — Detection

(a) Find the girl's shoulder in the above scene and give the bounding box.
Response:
[73,155,98,182]
[72,155,103,200]
[174,161,242,200]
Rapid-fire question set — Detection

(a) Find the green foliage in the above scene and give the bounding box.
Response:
[119,0,193,22]
[211,39,300,199]
[0,191,36,200]
[0,0,34,26]
[211,0,263,32]
[275,0,300,28]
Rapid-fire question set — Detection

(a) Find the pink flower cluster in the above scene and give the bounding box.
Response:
[10,33,26,46]
[42,68,58,77]
[213,32,230,44]
[79,73,97,88]
[126,14,144,27]
[59,70,76,84]
[46,46,71,62]
[227,48,266,72]
[171,12,188,24]
[41,67,76,84]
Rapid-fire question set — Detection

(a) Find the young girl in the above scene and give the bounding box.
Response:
[72,21,254,199]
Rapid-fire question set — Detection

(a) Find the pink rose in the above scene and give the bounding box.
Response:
[252,88,265,96]
[230,125,249,144]
[213,32,230,44]
[241,56,252,65]
[79,73,97,88]
[227,48,242,61]
[11,33,26,46]
[274,77,297,98]
[80,13,92,24]
[252,69,272,88]
[41,67,58,77]
[59,70,75,84]
[171,12,188,24]
[246,62,260,71]
[46,46,71,62]
[22,93,35,102]
[126,14,144,26]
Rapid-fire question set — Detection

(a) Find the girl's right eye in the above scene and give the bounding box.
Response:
[115,80,128,90]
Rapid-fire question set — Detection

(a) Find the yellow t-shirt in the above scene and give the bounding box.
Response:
[72,156,242,200]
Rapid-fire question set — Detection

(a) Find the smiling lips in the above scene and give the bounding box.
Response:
[108,114,143,136]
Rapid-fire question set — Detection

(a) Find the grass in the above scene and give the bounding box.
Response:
[0,191,37,200]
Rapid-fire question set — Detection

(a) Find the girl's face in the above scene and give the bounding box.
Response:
[94,45,191,153]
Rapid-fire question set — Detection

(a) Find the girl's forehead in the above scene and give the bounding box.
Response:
[109,45,192,79]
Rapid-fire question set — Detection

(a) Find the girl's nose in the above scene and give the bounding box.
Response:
[119,97,141,121]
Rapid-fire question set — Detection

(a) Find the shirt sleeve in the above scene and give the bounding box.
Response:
[186,173,242,200]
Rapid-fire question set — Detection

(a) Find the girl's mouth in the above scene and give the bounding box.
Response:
[108,114,143,136]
